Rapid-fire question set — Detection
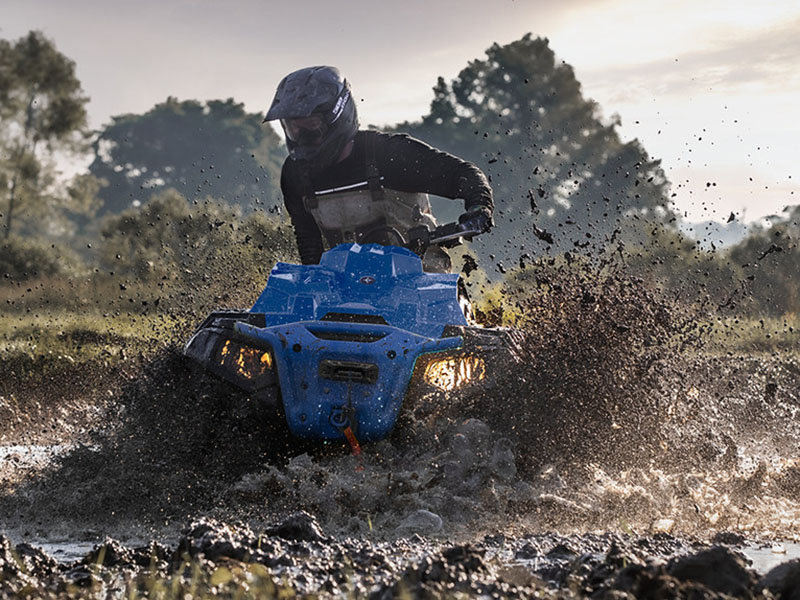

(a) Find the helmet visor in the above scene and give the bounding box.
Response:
[281,114,328,146]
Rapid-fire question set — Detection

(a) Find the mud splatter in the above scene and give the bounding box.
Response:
[2,265,799,551]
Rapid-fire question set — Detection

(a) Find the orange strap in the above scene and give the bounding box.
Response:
[342,426,364,471]
[342,426,362,456]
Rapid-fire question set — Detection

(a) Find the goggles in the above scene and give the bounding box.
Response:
[281,114,328,146]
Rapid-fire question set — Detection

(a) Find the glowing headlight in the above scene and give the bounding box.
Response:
[218,339,272,381]
[423,355,486,392]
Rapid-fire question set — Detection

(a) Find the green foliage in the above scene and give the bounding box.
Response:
[702,314,799,355]
[397,34,673,259]
[623,222,740,307]
[56,172,108,243]
[475,251,614,326]
[89,98,286,216]
[0,31,90,238]
[620,205,800,317]
[726,205,800,316]
[66,172,105,218]
[0,31,793,323]
[98,188,296,309]
[0,235,81,280]
[398,33,795,320]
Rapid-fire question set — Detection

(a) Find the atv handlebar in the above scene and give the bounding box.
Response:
[406,221,482,254]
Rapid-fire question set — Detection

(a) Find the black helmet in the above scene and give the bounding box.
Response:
[264,66,358,171]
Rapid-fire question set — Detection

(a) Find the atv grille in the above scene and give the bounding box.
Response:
[306,328,387,343]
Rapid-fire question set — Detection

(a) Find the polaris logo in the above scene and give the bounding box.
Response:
[359,275,375,285]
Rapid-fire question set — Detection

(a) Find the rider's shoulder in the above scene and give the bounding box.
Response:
[365,130,434,155]
[280,154,296,170]
[357,130,419,143]
[280,155,298,178]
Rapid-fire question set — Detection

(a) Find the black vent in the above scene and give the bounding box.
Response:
[319,360,379,383]
[321,312,387,325]
[306,328,386,343]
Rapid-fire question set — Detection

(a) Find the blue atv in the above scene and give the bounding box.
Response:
[183,221,521,445]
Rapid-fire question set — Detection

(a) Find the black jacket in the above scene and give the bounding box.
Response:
[280,131,493,264]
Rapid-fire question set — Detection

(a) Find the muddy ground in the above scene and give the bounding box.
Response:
[3,512,800,599]
[1,271,799,597]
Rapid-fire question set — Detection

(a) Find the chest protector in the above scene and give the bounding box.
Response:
[300,132,451,272]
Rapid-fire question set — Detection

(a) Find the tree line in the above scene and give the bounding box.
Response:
[1,30,797,317]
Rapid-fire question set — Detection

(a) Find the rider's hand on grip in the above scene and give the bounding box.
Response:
[458,206,494,234]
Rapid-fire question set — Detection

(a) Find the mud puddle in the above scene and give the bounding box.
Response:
[26,539,800,572]
[746,542,800,573]
[14,540,97,564]
[29,535,800,577]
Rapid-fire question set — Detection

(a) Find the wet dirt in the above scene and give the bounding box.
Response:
[2,514,800,598]
[0,357,120,447]
[1,268,799,597]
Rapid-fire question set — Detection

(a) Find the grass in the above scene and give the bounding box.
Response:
[701,314,799,356]
[127,562,301,600]
[2,263,796,379]
[2,305,796,375]
[0,309,191,378]
[0,271,259,372]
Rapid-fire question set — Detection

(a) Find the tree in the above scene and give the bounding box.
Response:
[726,205,800,316]
[0,31,89,238]
[98,189,295,307]
[395,34,673,265]
[89,98,286,216]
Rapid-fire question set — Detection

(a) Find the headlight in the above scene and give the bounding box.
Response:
[423,355,485,392]
[218,339,273,381]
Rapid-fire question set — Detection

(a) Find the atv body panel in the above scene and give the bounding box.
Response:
[184,243,515,442]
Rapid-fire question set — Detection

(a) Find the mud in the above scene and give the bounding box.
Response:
[2,514,800,598]
[0,357,121,447]
[1,267,800,597]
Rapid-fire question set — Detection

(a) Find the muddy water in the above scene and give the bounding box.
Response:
[14,536,800,573]
[747,543,800,573]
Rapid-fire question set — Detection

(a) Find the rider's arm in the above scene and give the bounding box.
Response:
[376,133,493,213]
[281,164,324,264]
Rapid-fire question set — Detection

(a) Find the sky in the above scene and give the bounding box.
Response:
[3,0,799,224]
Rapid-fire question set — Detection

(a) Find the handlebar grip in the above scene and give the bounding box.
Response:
[406,221,482,253]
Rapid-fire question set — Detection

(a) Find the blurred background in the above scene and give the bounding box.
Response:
[1,0,798,348]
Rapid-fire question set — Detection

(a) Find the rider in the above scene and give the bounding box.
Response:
[264,66,494,272]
